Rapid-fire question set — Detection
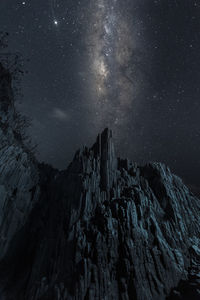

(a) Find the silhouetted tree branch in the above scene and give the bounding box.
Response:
[0,32,37,155]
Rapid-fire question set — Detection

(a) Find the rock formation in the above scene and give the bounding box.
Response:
[0,63,200,299]
[0,63,40,262]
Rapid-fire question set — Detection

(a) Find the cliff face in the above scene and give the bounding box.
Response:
[0,63,40,261]
[0,64,200,300]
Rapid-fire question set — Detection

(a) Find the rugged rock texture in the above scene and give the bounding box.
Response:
[0,63,39,261]
[0,63,200,299]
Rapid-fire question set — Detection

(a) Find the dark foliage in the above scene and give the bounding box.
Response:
[0,32,37,154]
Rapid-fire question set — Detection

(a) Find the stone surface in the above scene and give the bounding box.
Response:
[0,63,200,299]
[0,63,40,261]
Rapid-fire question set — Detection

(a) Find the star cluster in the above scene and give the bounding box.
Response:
[86,0,136,129]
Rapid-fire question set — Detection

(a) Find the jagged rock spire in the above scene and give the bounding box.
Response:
[92,128,117,191]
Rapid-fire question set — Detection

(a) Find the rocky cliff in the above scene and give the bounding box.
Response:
[0,63,40,262]
[0,63,200,300]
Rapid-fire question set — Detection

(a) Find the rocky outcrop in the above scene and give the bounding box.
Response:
[0,63,200,299]
[0,63,40,261]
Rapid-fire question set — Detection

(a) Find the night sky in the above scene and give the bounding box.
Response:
[1,0,200,187]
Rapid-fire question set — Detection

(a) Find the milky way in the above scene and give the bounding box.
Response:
[85,0,138,132]
[1,0,200,187]
[50,0,141,136]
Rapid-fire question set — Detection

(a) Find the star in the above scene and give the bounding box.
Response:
[54,20,58,26]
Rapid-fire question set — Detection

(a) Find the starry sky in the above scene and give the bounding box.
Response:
[1,0,200,188]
